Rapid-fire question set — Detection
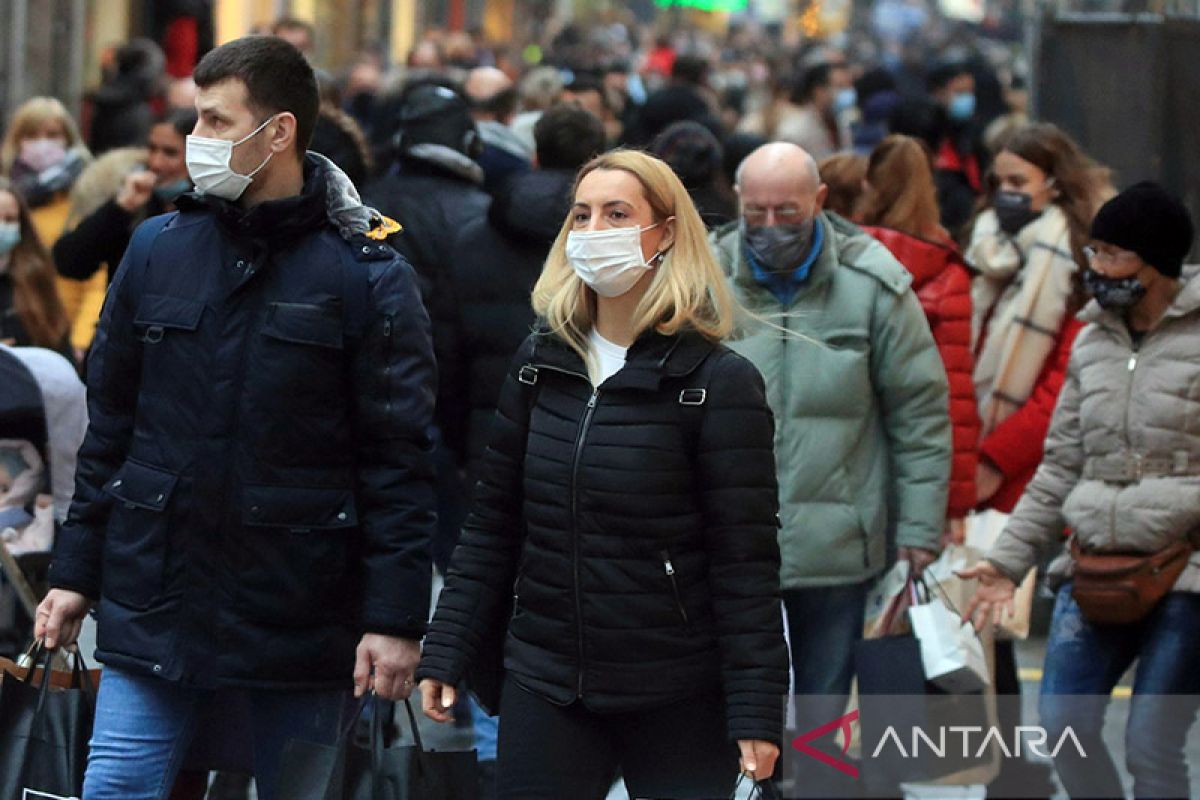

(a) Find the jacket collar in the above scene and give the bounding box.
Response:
[176,153,330,251]
[529,326,717,391]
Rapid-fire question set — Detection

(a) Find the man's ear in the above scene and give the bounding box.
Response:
[815,183,830,211]
[269,112,299,155]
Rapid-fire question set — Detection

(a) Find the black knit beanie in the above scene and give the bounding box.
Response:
[1090,181,1195,278]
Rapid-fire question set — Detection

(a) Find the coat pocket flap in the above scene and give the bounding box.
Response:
[242,485,358,529]
[105,460,179,511]
[262,303,344,349]
[134,294,205,331]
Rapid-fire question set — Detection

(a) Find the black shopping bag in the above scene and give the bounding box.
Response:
[0,642,96,800]
[855,634,991,793]
[277,695,477,800]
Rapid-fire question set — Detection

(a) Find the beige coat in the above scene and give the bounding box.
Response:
[987,265,1200,591]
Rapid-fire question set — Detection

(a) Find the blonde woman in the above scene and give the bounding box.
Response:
[1,97,104,357]
[417,150,788,799]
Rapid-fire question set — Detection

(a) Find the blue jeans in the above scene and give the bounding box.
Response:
[782,581,869,795]
[1038,585,1200,799]
[83,666,356,800]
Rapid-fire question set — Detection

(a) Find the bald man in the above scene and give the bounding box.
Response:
[464,66,532,194]
[711,143,951,786]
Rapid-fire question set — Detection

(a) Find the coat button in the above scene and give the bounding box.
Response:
[235,260,245,269]
[361,245,371,254]
[152,664,162,673]
[337,511,348,521]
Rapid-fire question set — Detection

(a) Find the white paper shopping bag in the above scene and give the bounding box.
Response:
[908,598,990,693]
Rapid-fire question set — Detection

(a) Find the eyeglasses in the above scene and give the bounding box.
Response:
[1082,245,1137,266]
[742,205,807,226]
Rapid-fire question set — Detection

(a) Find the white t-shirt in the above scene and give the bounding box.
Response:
[587,329,628,387]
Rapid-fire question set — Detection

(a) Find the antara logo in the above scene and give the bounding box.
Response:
[791,710,860,778]
[870,725,1087,760]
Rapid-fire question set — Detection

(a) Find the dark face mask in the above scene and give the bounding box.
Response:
[1082,268,1148,311]
[743,218,816,274]
[993,191,1042,235]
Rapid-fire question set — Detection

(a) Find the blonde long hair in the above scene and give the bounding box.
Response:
[532,149,736,358]
[1,97,88,174]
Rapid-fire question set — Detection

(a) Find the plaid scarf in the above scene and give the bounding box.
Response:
[968,204,1076,437]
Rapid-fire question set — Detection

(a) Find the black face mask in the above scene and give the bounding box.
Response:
[1082,268,1148,311]
[993,191,1043,235]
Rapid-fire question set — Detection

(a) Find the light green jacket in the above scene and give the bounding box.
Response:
[712,214,951,588]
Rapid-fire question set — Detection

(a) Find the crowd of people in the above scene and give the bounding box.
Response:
[0,7,1195,800]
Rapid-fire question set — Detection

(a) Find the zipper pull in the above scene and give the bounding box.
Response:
[1128,353,1138,372]
[587,391,598,408]
[661,551,675,575]
[382,316,393,338]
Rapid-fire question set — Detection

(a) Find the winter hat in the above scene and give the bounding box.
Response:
[1090,181,1195,278]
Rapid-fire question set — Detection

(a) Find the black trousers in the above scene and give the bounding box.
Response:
[495,676,742,800]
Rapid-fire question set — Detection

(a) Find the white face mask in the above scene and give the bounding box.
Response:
[565,222,665,298]
[185,115,277,200]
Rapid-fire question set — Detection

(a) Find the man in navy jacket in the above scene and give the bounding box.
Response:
[36,36,437,798]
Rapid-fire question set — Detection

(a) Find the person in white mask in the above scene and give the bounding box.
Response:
[418,149,788,799]
[35,36,437,800]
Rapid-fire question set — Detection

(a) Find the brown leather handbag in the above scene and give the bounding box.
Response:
[1069,538,1193,625]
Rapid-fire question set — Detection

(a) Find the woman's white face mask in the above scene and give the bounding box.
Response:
[185,115,277,201]
[565,222,666,298]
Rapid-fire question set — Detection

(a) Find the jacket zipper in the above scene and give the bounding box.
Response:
[381,315,394,413]
[570,388,600,698]
[1113,327,1141,547]
[660,550,690,625]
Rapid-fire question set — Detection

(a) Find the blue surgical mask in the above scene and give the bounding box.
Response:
[948,92,976,122]
[834,88,858,113]
[0,222,19,256]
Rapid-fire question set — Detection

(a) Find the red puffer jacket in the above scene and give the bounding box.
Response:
[865,226,979,519]
[976,316,1084,513]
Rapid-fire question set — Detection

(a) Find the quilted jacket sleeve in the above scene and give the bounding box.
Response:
[870,284,953,551]
[416,337,535,685]
[697,351,789,745]
[47,220,150,598]
[350,253,438,639]
[986,346,1085,583]
[933,261,981,519]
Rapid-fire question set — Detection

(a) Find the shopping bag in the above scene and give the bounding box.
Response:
[964,511,1036,639]
[276,694,477,800]
[863,560,913,638]
[0,641,96,800]
[908,580,990,694]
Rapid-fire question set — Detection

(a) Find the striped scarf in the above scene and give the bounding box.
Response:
[968,205,1077,437]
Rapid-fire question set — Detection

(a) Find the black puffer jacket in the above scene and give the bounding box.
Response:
[364,152,491,459]
[48,156,437,688]
[417,328,789,744]
[448,168,574,471]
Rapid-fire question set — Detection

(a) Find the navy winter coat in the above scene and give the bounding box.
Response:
[48,157,438,689]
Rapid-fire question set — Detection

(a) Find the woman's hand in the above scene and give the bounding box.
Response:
[737,739,780,780]
[957,561,1017,632]
[419,678,458,723]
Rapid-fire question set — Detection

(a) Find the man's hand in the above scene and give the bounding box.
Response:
[116,170,157,213]
[419,678,458,723]
[957,561,1017,632]
[34,589,92,649]
[353,634,420,700]
[738,739,780,780]
[898,546,938,577]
